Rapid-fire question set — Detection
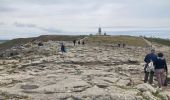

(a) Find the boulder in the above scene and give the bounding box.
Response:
[142,91,157,100]
[136,83,156,93]
[158,92,169,100]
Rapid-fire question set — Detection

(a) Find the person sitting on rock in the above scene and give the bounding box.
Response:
[154,52,168,89]
[144,49,157,84]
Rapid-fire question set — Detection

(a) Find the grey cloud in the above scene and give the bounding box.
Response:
[8,0,112,5]
[14,22,37,28]
[0,6,16,12]
[0,0,89,6]
[123,0,170,18]
[21,0,131,5]
[0,22,5,25]
[39,27,62,33]
[0,0,170,39]
[2,0,170,18]
[13,22,62,33]
[103,26,170,29]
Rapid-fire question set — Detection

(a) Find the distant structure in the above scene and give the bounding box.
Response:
[98,26,102,35]
[96,25,103,35]
[95,25,108,36]
[104,32,107,36]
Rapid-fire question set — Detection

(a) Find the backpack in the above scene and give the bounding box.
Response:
[146,60,154,72]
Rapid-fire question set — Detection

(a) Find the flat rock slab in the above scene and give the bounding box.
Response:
[20,84,39,90]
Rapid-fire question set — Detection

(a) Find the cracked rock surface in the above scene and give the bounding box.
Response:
[0,41,170,100]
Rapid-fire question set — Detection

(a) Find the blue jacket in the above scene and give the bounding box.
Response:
[144,53,157,63]
[61,45,66,52]
[155,57,168,71]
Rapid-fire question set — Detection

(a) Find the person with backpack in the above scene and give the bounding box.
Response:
[144,49,157,84]
[154,52,168,89]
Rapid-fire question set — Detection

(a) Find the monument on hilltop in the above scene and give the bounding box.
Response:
[96,25,103,35]
[96,25,107,36]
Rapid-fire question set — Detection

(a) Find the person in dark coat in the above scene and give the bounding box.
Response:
[82,41,85,45]
[123,43,126,48]
[154,52,168,89]
[78,41,80,45]
[144,49,157,84]
[73,40,76,46]
[61,43,66,53]
[118,43,121,48]
[38,42,43,46]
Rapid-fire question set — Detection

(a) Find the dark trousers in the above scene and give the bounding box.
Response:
[144,71,154,84]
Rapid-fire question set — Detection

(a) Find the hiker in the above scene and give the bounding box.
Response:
[61,43,66,53]
[78,41,80,45]
[123,43,126,48]
[82,41,85,45]
[73,40,76,46]
[144,49,157,84]
[38,42,43,46]
[154,52,168,89]
[118,43,121,48]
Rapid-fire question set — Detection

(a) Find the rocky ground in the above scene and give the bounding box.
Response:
[0,40,170,100]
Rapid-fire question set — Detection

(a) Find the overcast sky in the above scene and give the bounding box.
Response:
[0,0,170,39]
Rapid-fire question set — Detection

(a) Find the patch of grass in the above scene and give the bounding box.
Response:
[0,40,8,43]
[145,37,170,46]
[0,37,33,51]
[85,35,148,47]
[0,35,86,51]
[152,90,159,97]
[36,35,86,42]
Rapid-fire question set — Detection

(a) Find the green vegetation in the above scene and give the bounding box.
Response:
[36,35,85,42]
[0,38,33,51]
[0,40,8,42]
[0,40,8,44]
[85,35,148,47]
[145,37,170,46]
[0,35,86,51]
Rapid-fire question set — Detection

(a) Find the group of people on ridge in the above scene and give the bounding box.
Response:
[60,40,85,53]
[118,43,126,48]
[144,49,168,90]
[73,40,85,46]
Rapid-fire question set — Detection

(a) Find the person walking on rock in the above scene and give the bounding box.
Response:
[78,41,80,45]
[123,43,126,48]
[73,40,76,46]
[118,43,121,48]
[144,49,157,84]
[61,43,66,53]
[154,52,168,89]
[82,41,85,45]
